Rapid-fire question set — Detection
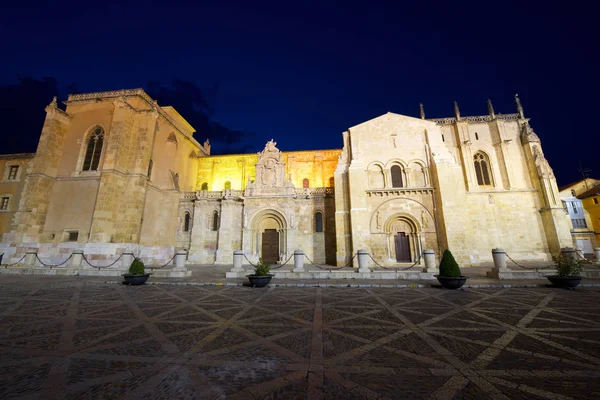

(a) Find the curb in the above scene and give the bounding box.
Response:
[105,280,600,289]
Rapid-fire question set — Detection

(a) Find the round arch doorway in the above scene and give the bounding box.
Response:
[385,214,421,263]
[250,210,287,264]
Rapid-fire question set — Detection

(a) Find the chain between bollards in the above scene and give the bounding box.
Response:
[34,253,73,269]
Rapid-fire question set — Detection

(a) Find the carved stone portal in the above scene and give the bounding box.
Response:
[244,140,295,196]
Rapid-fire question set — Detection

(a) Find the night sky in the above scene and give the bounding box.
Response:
[1,1,597,186]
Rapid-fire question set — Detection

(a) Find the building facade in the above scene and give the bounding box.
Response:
[558,178,600,257]
[0,90,573,267]
[577,183,600,246]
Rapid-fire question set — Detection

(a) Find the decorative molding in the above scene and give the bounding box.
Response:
[428,113,521,125]
[366,187,434,197]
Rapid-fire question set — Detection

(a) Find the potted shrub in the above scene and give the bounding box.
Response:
[122,257,151,285]
[435,249,468,289]
[546,254,583,288]
[247,260,273,288]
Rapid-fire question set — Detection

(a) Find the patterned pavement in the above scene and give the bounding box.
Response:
[1,278,600,399]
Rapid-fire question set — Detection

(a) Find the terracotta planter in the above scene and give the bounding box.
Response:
[435,275,468,289]
[547,276,582,289]
[247,275,273,288]
[122,273,151,285]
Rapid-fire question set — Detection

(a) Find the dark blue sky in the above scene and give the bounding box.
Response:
[1,1,597,186]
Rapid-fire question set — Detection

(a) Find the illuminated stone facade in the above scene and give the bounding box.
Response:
[0,90,573,267]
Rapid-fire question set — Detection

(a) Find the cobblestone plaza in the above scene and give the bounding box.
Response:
[1,276,600,399]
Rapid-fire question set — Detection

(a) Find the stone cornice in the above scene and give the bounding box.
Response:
[0,153,35,160]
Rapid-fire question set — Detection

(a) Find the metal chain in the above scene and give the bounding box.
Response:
[1,254,26,268]
[270,254,294,270]
[504,252,553,271]
[242,253,258,268]
[303,253,346,270]
[147,254,177,270]
[34,254,73,269]
[367,252,420,271]
[82,254,123,270]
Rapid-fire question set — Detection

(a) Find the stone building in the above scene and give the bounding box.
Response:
[558,178,600,257]
[0,89,573,267]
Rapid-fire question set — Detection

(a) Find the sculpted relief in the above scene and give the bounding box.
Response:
[245,139,295,196]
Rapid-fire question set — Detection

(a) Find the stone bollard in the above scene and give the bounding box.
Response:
[24,251,37,266]
[71,250,84,268]
[560,247,577,264]
[423,249,437,273]
[486,248,511,279]
[357,249,371,273]
[594,248,600,264]
[121,252,134,271]
[492,248,507,270]
[293,250,305,272]
[173,250,187,270]
[231,250,244,272]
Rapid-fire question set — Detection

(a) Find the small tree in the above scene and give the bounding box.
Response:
[439,250,461,277]
[254,260,271,276]
[552,254,582,277]
[129,258,145,275]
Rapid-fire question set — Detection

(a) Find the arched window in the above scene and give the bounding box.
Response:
[201,182,208,191]
[329,177,334,187]
[183,212,191,232]
[147,159,153,179]
[391,165,403,188]
[315,212,323,232]
[303,178,309,188]
[83,126,104,171]
[474,152,492,186]
[212,211,219,231]
[224,181,231,190]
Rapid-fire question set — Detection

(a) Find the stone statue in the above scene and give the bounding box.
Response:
[243,211,248,228]
[290,214,295,228]
[488,194,495,204]
[532,146,555,179]
[376,211,382,229]
[421,210,428,229]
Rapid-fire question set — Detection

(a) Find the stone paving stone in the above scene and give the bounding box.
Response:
[2,276,600,399]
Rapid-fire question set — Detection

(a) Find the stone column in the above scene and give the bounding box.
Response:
[24,251,37,266]
[121,252,134,272]
[71,250,84,268]
[231,250,244,272]
[293,250,305,272]
[594,248,600,264]
[357,249,371,273]
[423,249,437,273]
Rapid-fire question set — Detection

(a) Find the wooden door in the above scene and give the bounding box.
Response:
[394,232,411,262]
[261,229,279,264]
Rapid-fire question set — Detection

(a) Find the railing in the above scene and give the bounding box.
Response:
[185,187,334,200]
[366,187,433,197]
[428,113,521,125]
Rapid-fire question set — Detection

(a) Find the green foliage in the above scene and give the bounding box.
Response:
[128,258,145,275]
[552,254,582,277]
[438,249,461,277]
[254,260,271,276]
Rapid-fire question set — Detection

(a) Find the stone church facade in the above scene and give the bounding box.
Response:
[0,89,573,267]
